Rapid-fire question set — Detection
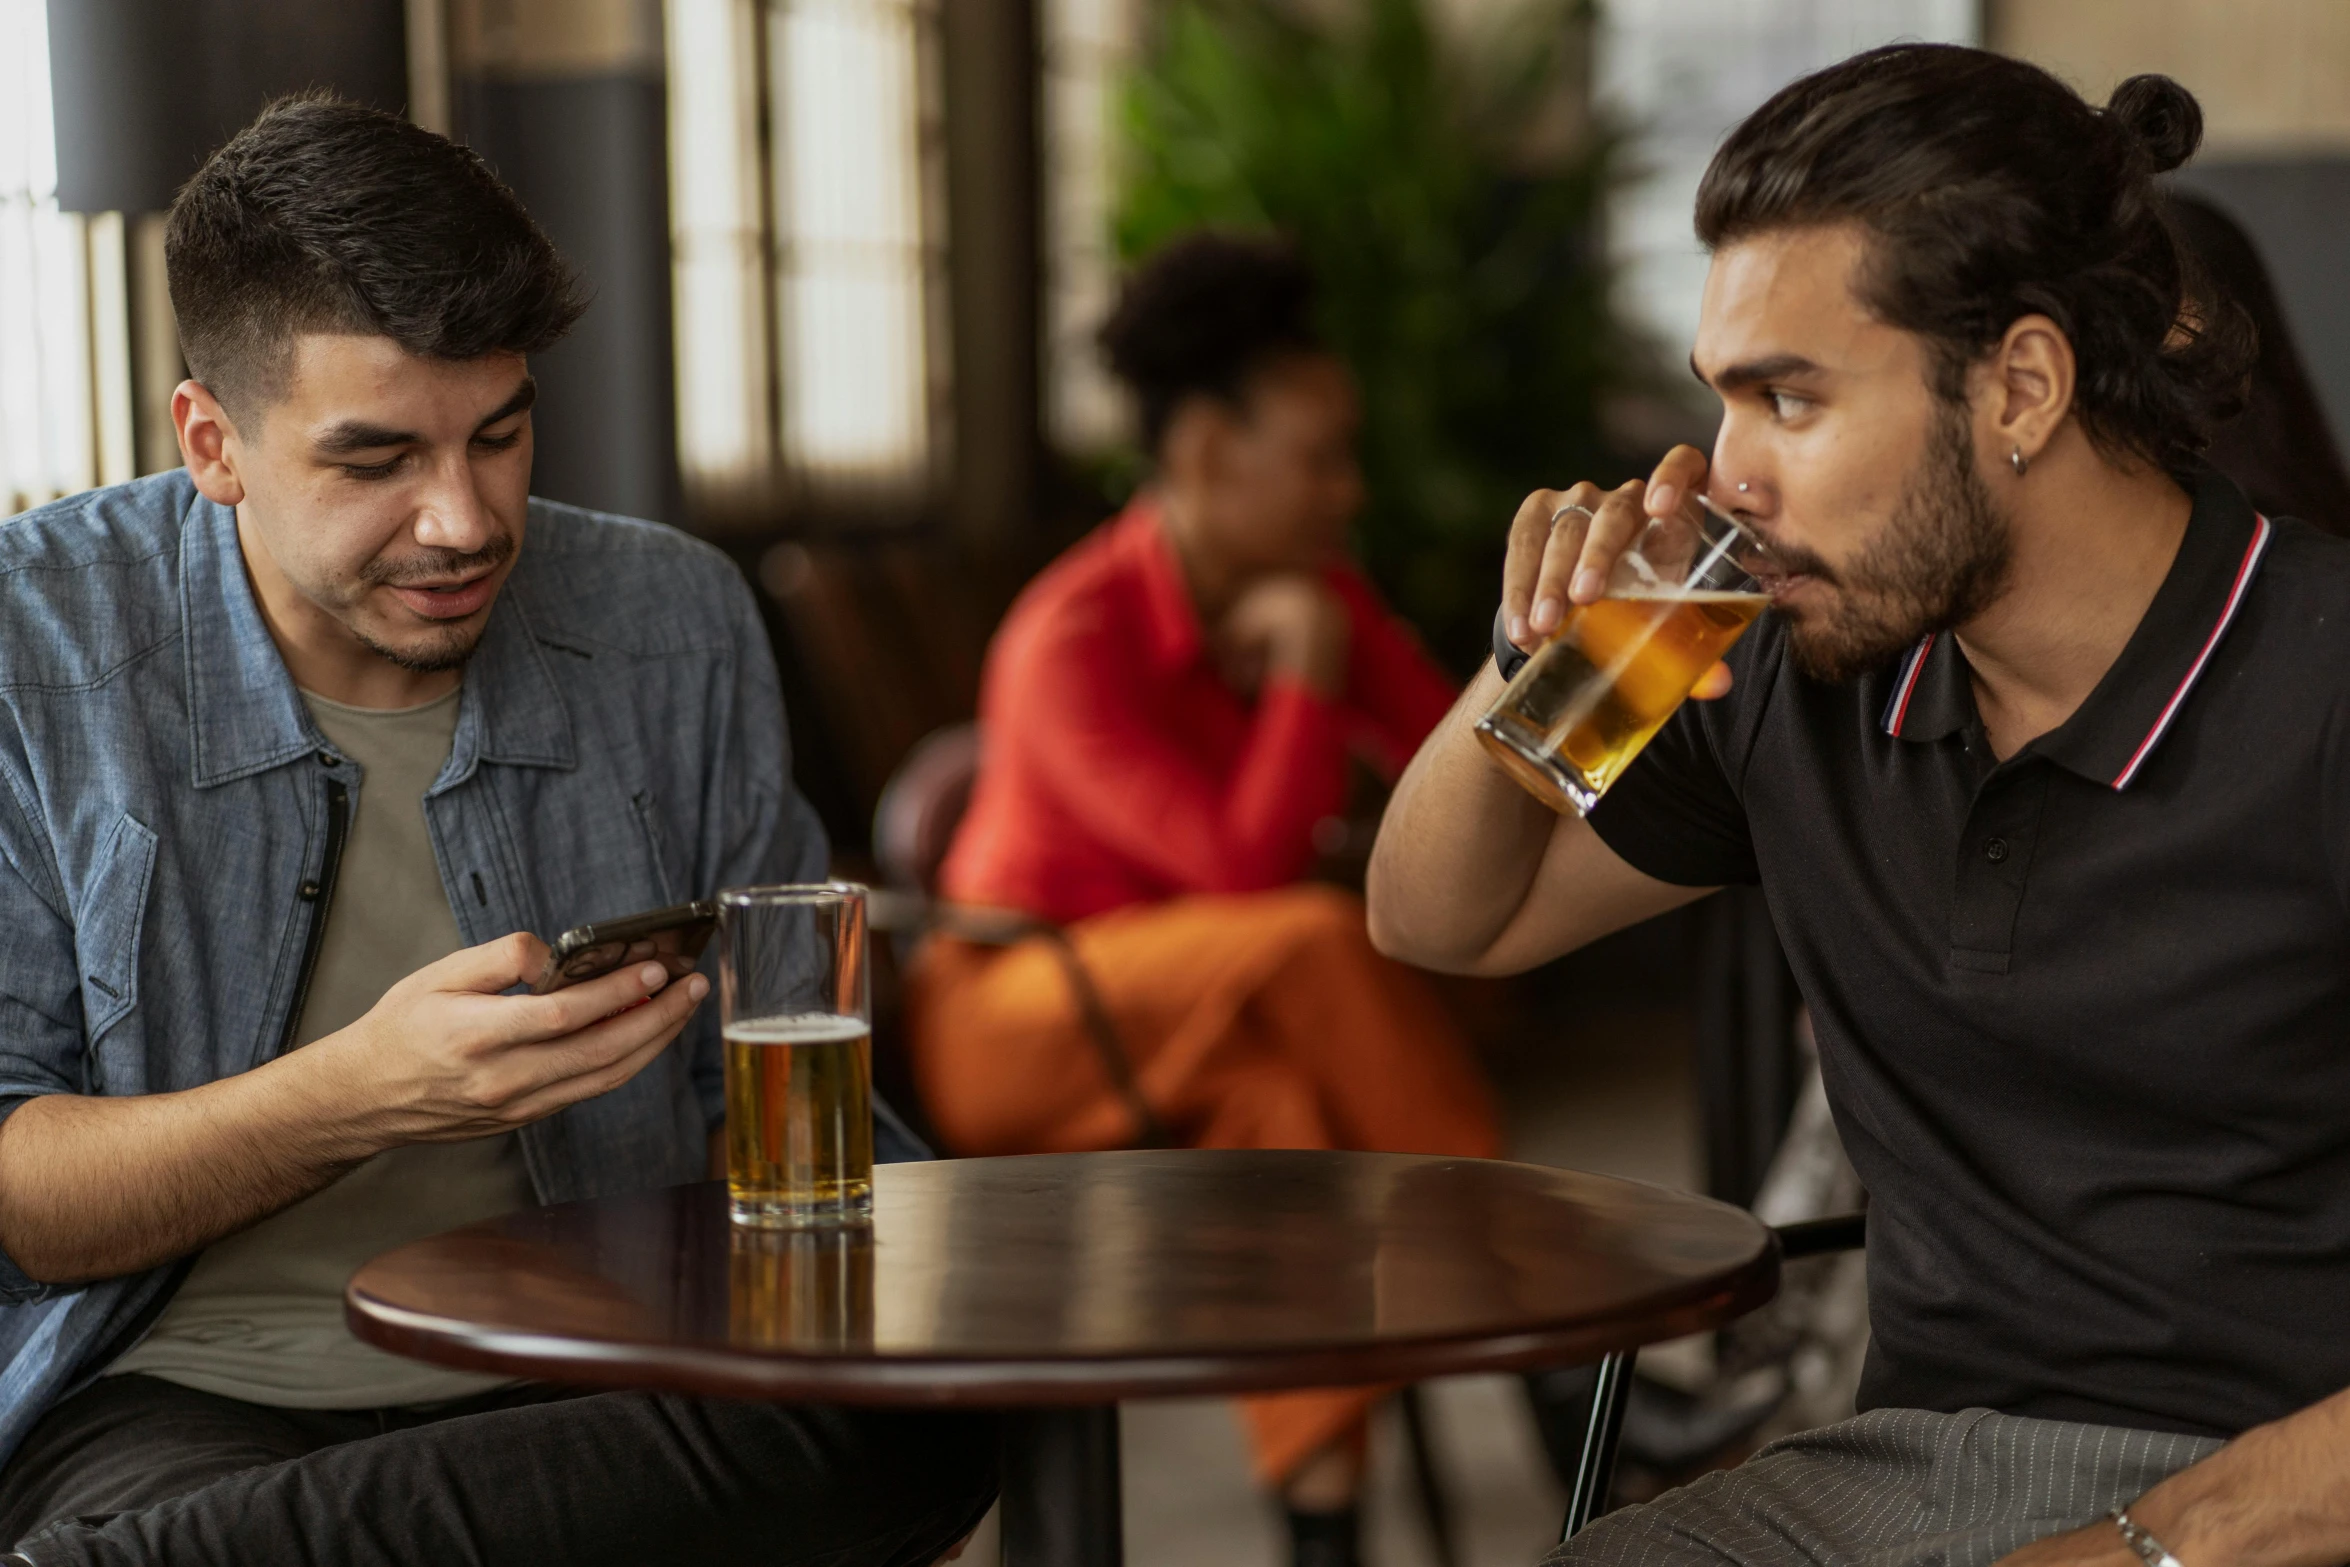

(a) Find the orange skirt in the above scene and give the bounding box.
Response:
[907,884,1502,1485]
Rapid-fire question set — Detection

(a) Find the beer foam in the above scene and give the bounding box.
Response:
[725,1013,868,1044]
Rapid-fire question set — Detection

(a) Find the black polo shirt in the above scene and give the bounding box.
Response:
[1588,471,2350,1439]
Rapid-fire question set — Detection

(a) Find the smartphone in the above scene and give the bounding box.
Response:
[532,899,720,995]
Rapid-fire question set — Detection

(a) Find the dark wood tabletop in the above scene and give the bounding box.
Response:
[345,1148,1778,1406]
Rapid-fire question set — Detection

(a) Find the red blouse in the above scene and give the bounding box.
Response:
[940,501,1459,924]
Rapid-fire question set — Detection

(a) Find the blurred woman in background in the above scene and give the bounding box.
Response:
[908,233,1500,1565]
[2169,190,2350,532]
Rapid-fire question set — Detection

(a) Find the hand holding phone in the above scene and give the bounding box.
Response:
[532,900,719,995]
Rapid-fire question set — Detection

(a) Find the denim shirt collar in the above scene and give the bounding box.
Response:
[178,492,577,788]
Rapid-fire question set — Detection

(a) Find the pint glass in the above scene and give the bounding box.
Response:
[719,883,873,1227]
[1476,493,1771,816]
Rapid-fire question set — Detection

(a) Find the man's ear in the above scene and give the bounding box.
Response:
[174,380,247,507]
[1985,313,2075,472]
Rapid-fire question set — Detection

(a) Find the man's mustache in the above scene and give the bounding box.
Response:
[1740,520,1838,586]
[360,532,517,588]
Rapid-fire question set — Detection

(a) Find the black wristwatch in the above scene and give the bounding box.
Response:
[1492,604,1532,681]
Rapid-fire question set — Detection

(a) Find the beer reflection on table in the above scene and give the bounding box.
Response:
[729,1224,876,1350]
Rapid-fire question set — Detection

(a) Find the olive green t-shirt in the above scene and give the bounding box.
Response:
[110,685,536,1407]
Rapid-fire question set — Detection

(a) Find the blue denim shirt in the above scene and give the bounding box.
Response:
[0,471,911,1466]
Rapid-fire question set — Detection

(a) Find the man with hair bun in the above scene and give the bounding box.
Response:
[1374,43,2350,1567]
[911,232,1501,1565]
[0,96,992,1566]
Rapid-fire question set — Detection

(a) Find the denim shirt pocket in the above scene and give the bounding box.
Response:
[75,813,158,1064]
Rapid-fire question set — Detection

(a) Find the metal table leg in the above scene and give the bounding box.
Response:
[1560,1349,1634,1541]
[1000,1405,1122,1567]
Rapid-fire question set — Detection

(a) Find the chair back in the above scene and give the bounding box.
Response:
[872,723,981,898]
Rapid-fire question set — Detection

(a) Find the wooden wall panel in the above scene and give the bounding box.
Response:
[1992,0,2350,154]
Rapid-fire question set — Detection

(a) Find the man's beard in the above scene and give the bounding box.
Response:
[354,623,480,673]
[343,533,516,674]
[1774,402,2013,684]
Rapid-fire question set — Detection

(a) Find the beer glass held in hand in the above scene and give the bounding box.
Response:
[719,883,874,1228]
[1477,493,1772,816]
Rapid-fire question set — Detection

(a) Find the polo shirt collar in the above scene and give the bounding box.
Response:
[1118,498,1207,671]
[1878,628,1970,746]
[182,490,577,788]
[1879,468,2274,790]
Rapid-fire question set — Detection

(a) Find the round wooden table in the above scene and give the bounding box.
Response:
[346,1149,1777,1566]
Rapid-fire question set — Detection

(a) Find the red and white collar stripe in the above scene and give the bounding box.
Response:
[1881,634,1936,738]
[2110,513,2272,789]
[1876,514,2272,774]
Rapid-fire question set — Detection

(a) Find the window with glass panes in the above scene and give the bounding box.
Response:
[0,0,136,516]
[665,0,949,519]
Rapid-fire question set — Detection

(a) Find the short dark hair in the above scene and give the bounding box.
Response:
[166,93,586,419]
[1100,232,1323,452]
[1695,45,2252,480]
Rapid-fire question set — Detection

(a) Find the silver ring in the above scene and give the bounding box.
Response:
[1549,503,1597,528]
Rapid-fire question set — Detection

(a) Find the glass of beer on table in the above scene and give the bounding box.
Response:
[1476,491,1772,815]
[719,883,874,1228]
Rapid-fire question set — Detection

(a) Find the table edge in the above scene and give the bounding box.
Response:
[344,1250,1780,1407]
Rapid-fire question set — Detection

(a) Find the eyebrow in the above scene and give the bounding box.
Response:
[475,377,538,431]
[1691,352,1825,393]
[313,420,417,456]
[309,376,538,456]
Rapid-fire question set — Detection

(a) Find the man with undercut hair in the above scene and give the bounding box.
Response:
[0,95,991,1566]
[1377,43,2350,1567]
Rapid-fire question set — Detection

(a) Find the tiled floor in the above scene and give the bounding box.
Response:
[958,1004,1703,1567]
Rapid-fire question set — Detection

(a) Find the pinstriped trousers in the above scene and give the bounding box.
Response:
[1546,1408,2223,1567]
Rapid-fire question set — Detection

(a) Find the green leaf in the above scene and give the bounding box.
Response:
[1108,0,1639,667]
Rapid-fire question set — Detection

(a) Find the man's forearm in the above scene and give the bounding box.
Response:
[0,940,710,1288]
[1366,665,1561,969]
[2129,1388,2350,1567]
[0,1052,375,1285]
[1369,667,1712,974]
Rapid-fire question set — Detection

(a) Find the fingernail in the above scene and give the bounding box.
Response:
[1507,613,1530,646]
[1648,482,1678,514]
[687,974,710,1001]
[1572,568,1604,601]
[1532,596,1562,633]
[638,963,668,989]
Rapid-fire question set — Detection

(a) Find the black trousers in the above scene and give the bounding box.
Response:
[0,1374,996,1567]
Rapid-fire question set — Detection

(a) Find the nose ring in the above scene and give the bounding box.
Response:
[1736,481,1751,494]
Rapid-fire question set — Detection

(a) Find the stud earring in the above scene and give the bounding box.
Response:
[2010,446,2029,477]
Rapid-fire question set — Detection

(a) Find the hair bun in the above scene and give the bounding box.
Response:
[2106,74,2203,173]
